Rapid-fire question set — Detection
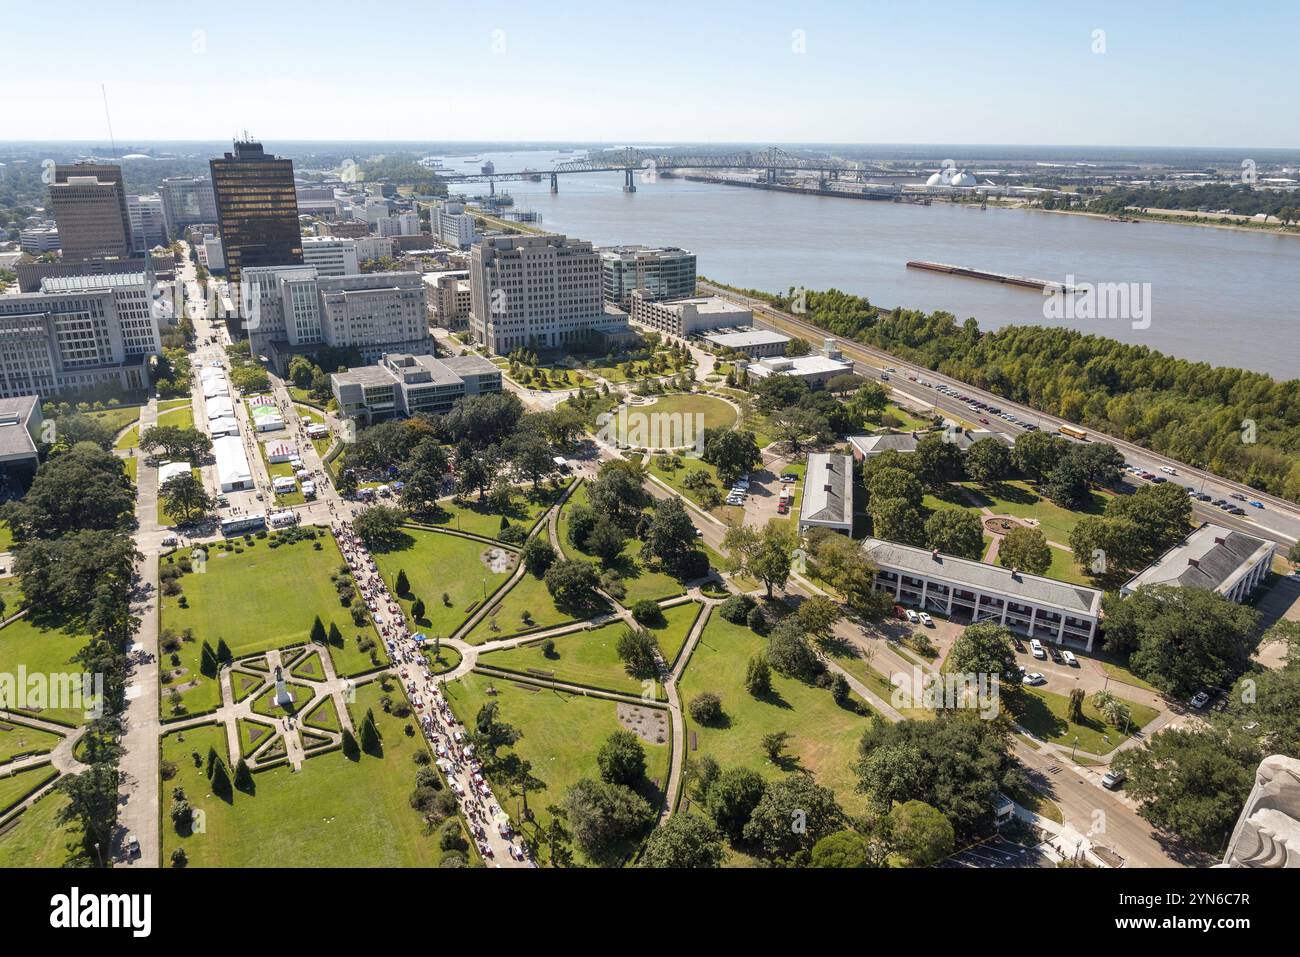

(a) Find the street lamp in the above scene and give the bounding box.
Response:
[1071,735,1079,762]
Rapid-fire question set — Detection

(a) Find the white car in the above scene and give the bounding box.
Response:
[918,612,934,626]
[1030,638,1046,659]
[1061,650,1078,666]
[1022,672,1046,686]
[1160,466,1177,475]
[1189,691,1211,710]
[905,609,919,624]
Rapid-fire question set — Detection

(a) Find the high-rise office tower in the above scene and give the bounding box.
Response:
[158,175,218,235]
[209,140,303,287]
[48,163,133,262]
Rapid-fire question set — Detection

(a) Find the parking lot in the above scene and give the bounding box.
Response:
[938,835,1054,869]
[735,465,798,528]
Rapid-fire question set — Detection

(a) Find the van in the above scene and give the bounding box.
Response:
[1030,639,1045,659]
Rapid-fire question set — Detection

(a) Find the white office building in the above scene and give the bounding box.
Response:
[469,233,624,354]
[301,236,361,276]
[331,351,502,423]
[241,265,432,368]
[743,338,855,389]
[430,201,479,249]
[1121,523,1274,604]
[0,286,153,398]
[629,293,752,339]
[19,223,60,253]
[127,194,168,252]
[861,538,1104,651]
[39,271,162,359]
[159,176,218,235]
[374,212,421,238]
[600,245,697,309]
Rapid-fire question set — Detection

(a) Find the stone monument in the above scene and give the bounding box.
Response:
[1220,755,1300,867]
[273,664,293,709]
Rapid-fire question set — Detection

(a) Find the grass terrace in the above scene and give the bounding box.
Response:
[413,479,572,541]
[373,527,516,640]
[1005,687,1159,755]
[443,676,670,866]
[0,789,82,867]
[0,580,95,727]
[479,601,701,698]
[678,612,875,817]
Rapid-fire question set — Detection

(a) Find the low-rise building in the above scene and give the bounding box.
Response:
[743,338,855,389]
[0,395,43,485]
[701,328,791,358]
[331,351,502,423]
[847,428,1010,460]
[1121,522,1274,603]
[629,293,751,339]
[861,537,1103,650]
[799,453,855,535]
[213,434,254,491]
[19,223,60,254]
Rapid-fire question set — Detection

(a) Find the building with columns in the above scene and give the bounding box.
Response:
[860,537,1103,651]
[1121,522,1273,603]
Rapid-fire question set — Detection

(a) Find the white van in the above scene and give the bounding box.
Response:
[1030,638,1046,659]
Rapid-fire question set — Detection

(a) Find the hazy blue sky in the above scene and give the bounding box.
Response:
[6,0,1295,146]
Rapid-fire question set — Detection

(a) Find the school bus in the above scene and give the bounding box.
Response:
[1058,424,1088,441]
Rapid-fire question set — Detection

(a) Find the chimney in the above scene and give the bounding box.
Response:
[1214,537,1226,545]
[1188,558,1200,568]
[931,548,940,561]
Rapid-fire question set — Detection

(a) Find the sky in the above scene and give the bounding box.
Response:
[4,0,1296,147]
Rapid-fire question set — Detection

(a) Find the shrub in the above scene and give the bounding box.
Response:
[631,599,665,626]
[689,691,723,724]
[719,593,756,624]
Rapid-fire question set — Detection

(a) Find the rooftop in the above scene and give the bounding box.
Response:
[800,453,854,527]
[702,329,791,348]
[39,271,148,293]
[861,537,1104,618]
[1122,522,1274,595]
[0,395,40,460]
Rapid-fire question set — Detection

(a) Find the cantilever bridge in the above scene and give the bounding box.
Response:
[429,147,873,192]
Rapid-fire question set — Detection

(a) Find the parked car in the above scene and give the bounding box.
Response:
[1101,770,1126,790]
[1030,639,1045,659]
[1011,636,1026,653]
[1160,466,1177,475]
[918,612,933,626]
[1062,650,1078,667]
[1022,672,1046,686]
[1249,500,1264,509]
[905,609,919,624]
[1230,493,1247,502]
[1048,645,1064,664]
[1189,691,1211,710]
[779,473,798,483]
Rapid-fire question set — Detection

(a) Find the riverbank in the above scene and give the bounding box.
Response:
[1025,203,1300,237]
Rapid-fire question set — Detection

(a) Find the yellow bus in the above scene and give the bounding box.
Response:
[1058,424,1088,441]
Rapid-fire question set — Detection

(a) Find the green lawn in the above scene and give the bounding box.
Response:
[0,719,64,764]
[114,424,139,451]
[822,640,933,721]
[679,612,875,817]
[639,392,737,433]
[464,566,601,644]
[1005,687,1159,755]
[250,681,316,719]
[0,763,58,814]
[414,480,570,540]
[238,717,277,757]
[157,466,201,527]
[423,642,463,675]
[373,527,516,640]
[85,404,143,435]
[159,531,385,718]
[0,788,82,867]
[646,455,744,526]
[557,485,691,603]
[160,681,460,867]
[957,479,1111,546]
[0,521,12,552]
[155,404,195,431]
[303,695,341,733]
[0,581,95,726]
[289,650,325,682]
[443,676,670,866]
[480,601,700,698]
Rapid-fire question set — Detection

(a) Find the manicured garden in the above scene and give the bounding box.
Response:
[159,530,386,718]
[413,479,571,541]
[0,720,63,764]
[464,566,593,644]
[160,681,466,867]
[637,392,737,434]
[0,579,95,726]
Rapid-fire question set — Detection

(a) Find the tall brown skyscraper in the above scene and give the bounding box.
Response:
[209,140,302,287]
[48,163,133,262]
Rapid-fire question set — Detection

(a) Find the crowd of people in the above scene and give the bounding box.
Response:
[333,518,534,867]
